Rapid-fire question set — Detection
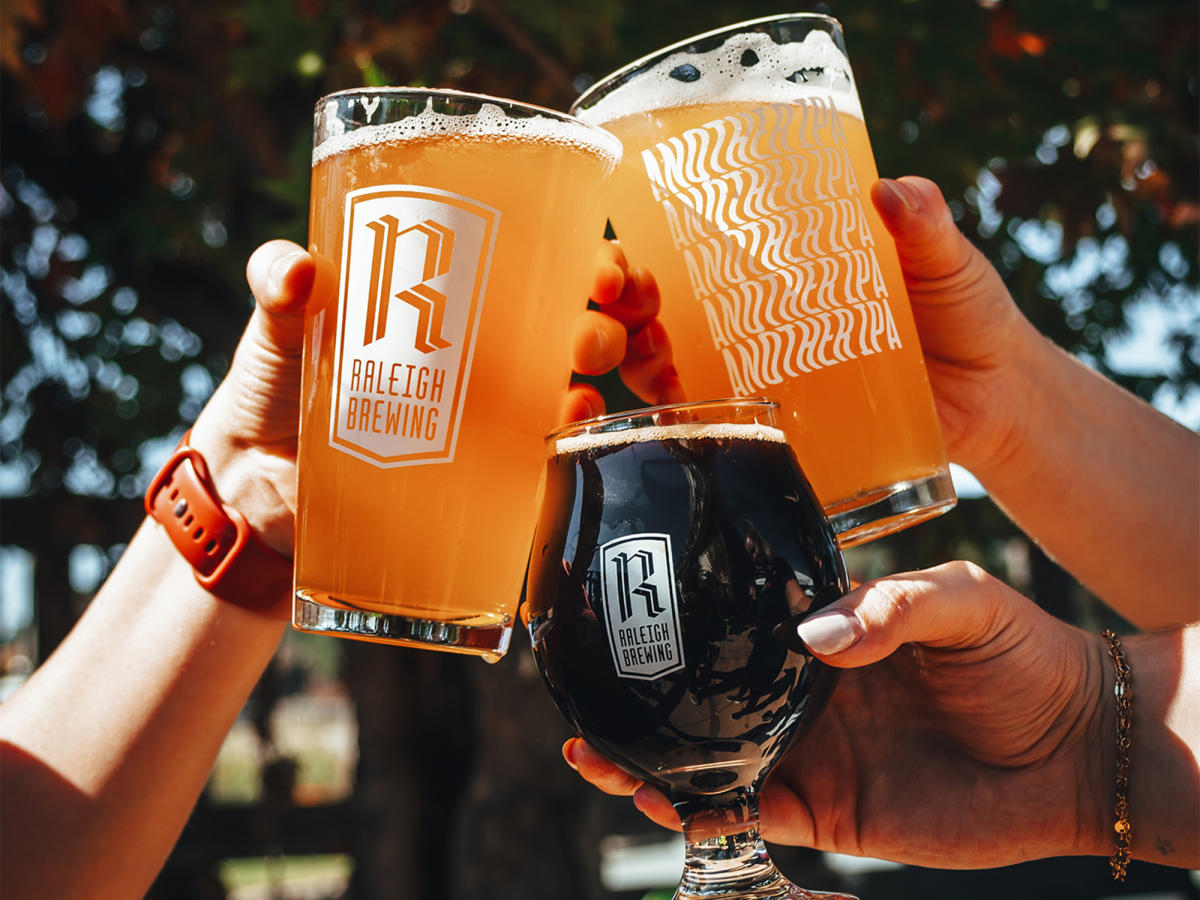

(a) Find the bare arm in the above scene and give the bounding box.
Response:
[1119,624,1200,867]
[0,241,314,900]
[978,331,1199,626]
[873,177,1200,628]
[0,521,288,899]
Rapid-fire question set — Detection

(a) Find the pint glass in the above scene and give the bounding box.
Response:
[572,14,956,547]
[294,88,621,659]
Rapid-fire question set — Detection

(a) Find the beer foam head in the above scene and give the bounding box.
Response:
[577,27,862,124]
[554,421,786,456]
[313,92,623,167]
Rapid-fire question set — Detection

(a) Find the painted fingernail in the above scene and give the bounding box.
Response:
[771,615,813,654]
[794,609,863,655]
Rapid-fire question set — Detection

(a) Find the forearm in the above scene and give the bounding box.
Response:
[0,518,287,899]
[1117,626,1200,868]
[974,333,1200,628]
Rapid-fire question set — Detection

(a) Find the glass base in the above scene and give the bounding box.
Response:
[673,806,859,900]
[676,884,857,900]
[825,469,957,549]
[292,592,512,662]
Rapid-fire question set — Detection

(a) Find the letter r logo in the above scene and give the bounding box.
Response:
[611,549,666,622]
[363,216,456,353]
[600,533,685,680]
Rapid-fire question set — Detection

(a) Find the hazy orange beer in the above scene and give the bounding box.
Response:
[572,15,955,546]
[293,89,621,659]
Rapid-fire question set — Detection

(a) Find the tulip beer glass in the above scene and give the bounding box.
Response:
[526,399,855,899]
[293,89,621,659]
[573,15,955,547]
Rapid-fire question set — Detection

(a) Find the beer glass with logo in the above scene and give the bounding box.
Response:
[572,14,956,547]
[293,88,622,660]
[525,399,856,899]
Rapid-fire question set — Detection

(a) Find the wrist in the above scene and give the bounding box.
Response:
[963,324,1054,485]
[185,416,295,558]
[1062,630,1117,860]
[144,425,294,616]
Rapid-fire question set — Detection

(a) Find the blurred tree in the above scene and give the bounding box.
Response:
[1,1,1195,898]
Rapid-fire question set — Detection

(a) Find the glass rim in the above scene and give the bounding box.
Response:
[546,397,778,442]
[570,12,842,115]
[315,85,621,147]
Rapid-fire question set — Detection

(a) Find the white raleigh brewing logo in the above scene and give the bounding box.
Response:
[600,533,685,680]
[330,185,499,467]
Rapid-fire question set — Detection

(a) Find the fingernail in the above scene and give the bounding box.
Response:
[591,323,611,360]
[794,609,863,655]
[631,325,657,359]
[269,250,305,295]
[632,785,655,812]
[562,739,582,771]
[877,178,916,213]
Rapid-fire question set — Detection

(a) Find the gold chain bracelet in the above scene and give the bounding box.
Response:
[1102,629,1133,881]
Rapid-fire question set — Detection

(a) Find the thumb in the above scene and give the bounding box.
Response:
[195,241,323,447]
[787,561,1021,668]
[243,240,319,358]
[870,176,1000,300]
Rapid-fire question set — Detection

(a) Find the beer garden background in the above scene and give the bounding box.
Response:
[1,0,1196,897]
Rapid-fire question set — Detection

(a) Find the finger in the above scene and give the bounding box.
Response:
[572,309,628,376]
[601,265,662,331]
[243,240,319,358]
[246,240,317,317]
[559,383,605,425]
[781,560,1022,668]
[590,240,629,307]
[870,178,998,301]
[618,319,687,405]
[563,739,681,831]
[633,784,682,832]
[562,738,640,796]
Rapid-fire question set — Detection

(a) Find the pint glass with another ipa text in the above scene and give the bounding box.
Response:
[293,89,621,660]
[573,15,955,547]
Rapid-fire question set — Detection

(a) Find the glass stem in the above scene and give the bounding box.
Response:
[674,790,792,899]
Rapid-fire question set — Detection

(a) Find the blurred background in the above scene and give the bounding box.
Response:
[1,0,1197,898]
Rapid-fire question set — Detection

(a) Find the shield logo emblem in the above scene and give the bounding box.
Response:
[600,533,686,680]
[330,185,499,467]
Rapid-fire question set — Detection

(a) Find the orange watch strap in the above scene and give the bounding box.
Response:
[144,434,292,607]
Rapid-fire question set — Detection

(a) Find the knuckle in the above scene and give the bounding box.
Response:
[867,578,918,627]
[948,559,989,586]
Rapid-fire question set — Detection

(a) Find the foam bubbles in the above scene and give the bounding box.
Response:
[579,29,862,125]
[313,96,623,168]
[554,421,786,456]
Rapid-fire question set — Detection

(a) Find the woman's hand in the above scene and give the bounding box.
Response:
[186,240,324,557]
[870,177,1038,477]
[566,561,1116,870]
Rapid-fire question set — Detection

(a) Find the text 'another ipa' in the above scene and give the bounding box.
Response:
[573,16,955,545]
[294,90,620,659]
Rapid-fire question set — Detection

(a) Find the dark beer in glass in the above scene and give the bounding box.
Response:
[526,399,855,899]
